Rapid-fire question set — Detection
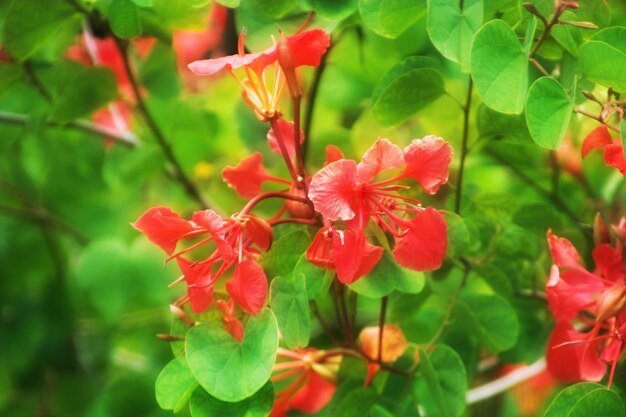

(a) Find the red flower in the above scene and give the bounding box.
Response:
[581,125,626,174]
[133,207,272,339]
[188,29,330,121]
[306,137,451,283]
[221,152,291,198]
[359,325,408,386]
[545,229,626,387]
[270,348,340,417]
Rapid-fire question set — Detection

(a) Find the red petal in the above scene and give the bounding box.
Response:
[331,230,383,284]
[132,207,197,255]
[267,119,304,160]
[306,227,334,269]
[402,136,453,194]
[188,48,277,76]
[546,322,606,382]
[324,145,344,166]
[222,152,270,198]
[187,29,330,77]
[581,125,612,158]
[546,229,583,270]
[546,265,605,321]
[393,207,447,271]
[309,160,358,221]
[216,299,244,342]
[592,243,625,282]
[226,260,268,315]
[603,142,626,174]
[176,257,215,313]
[356,138,404,182]
[191,209,224,233]
[242,214,273,251]
[286,29,331,68]
[289,372,336,414]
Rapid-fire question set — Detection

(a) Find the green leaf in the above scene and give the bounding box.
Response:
[185,309,278,402]
[476,104,532,143]
[545,383,625,417]
[513,202,563,233]
[379,0,424,38]
[131,0,153,6]
[215,0,240,7]
[306,0,358,20]
[372,56,444,126]
[446,212,471,259]
[108,0,142,39]
[349,252,425,298]
[329,386,377,417]
[474,263,513,297]
[293,254,329,300]
[155,356,198,412]
[525,77,575,150]
[3,0,76,60]
[189,382,274,417]
[457,293,519,352]
[415,345,467,417]
[260,231,310,278]
[50,67,118,123]
[580,27,626,92]
[270,274,310,349]
[427,0,482,72]
[470,19,528,114]
[251,0,296,18]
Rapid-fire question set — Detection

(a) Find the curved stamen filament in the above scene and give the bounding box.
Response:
[271,366,304,382]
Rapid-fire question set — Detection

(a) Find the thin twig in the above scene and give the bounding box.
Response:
[377,296,388,362]
[427,261,470,349]
[302,44,331,161]
[454,77,473,214]
[0,111,138,147]
[575,107,620,133]
[113,38,211,209]
[310,300,341,345]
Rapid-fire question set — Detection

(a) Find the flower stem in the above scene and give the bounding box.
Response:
[454,77,473,214]
[113,38,212,210]
[239,191,308,216]
[377,296,388,362]
[269,117,301,183]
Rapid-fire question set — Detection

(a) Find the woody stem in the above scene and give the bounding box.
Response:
[269,117,300,183]
[239,191,308,216]
[377,296,388,362]
[292,97,309,193]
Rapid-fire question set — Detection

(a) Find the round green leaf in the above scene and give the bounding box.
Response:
[2,0,76,61]
[51,67,118,123]
[189,382,274,417]
[457,293,519,352]
[525,77,575,150]
[349,252,425,298]
[427,0,483,72]
[251,0,296,18]
[108,0,142,39]
[155,356,198,412]
[470,19,528,114]
[185,309,279,402]
[306,0,358,20]
[270,274,310,349]
[372,57,444,126]
[260,231,310,278]
[293,254,329,300]
[414,345,467,417]
[580,27,626,92]
[545,383,625,417]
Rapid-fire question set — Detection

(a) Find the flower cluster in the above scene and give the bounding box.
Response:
[545,222,626,387]
[306,137,452,283]
[134,29,451,417]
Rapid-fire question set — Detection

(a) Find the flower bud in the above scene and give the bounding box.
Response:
[594,213,610,246]
[286,182,315,219]
[596,284,626,323]
[277,32,302,100]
